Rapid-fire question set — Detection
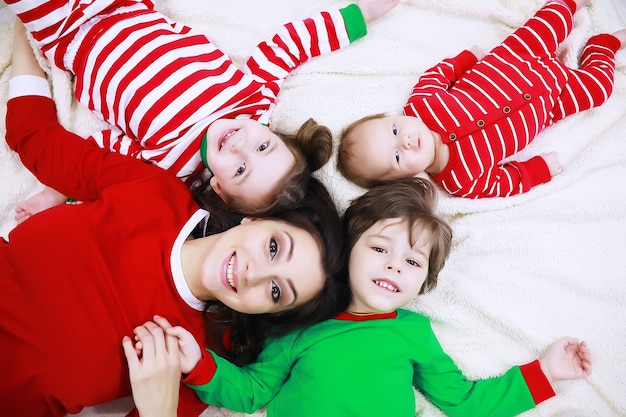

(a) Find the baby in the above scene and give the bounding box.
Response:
[337,0,626,198]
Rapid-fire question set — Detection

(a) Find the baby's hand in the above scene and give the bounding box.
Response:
[153,315,203,375]
[539,337,592,381]
[357,0,400,24]
[541,151,563,176]
[469,45,485,61]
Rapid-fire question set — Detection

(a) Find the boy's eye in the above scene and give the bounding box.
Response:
[406,259,420,267]
[269,238,278,260]
[236,162,246,176]
[258,142,269,152]
[271,281,282,303]
[395,149,400,164]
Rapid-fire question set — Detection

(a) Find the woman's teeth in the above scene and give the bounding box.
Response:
[226,254,236,289]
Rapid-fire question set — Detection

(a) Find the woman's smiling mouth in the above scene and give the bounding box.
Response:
[226,253,238,292]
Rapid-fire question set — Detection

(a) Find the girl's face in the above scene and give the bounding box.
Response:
[205,119,296,208]
[347,218,432,314]
[348,115,436,182]
[198,219,325,314]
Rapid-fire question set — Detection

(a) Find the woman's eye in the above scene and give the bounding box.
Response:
[269,238,278,260]
[395,150,400,164]
[236,162,246,176]
[258,142,269,152]
[271,281,282,303]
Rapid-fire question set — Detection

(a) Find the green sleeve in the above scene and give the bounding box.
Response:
[186,335,296,413]
[340,4,367,43]
[415,324,538,417]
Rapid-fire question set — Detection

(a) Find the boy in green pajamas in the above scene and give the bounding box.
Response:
[129,177,592,417]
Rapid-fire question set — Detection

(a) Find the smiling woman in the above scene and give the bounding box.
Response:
[0,22,349,417]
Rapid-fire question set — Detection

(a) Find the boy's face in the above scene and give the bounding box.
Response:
[348,116,436,182]
[347,218,432,314]
[205,119,296,207]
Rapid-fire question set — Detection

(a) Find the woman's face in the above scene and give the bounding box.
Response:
[205,119,296,208]
[199,218,325,314]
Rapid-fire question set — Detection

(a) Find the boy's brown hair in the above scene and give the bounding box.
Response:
[337,113,388,189]
[342,177,452,294]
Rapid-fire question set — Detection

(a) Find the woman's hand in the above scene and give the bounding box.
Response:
[122,321,182,417]
[153,315,204,375]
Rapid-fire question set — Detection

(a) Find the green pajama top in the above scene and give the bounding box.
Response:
[184,309,555,417]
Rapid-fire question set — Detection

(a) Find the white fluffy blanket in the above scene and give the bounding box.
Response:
[1,0,625,416]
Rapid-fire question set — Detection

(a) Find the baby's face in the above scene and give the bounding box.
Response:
[347,218,432,314]
[348,116,436,182]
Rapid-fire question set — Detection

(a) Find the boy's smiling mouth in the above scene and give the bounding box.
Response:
[373,279,399,293]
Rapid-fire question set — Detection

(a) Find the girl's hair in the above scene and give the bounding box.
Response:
[342,177,452,295]
[202,177,350,365]
[336,113,388,189]
[190,118,333,218]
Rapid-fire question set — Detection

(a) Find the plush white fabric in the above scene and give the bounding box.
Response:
[1,1,625,416]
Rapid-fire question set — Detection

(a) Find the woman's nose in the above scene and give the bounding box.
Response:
[244,261,268,287]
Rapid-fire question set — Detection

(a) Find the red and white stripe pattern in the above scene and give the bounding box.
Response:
[7,0,352,178]
[404,0,618,198]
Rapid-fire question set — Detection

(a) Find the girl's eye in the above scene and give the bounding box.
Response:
[392,126,398,135]
[236,162,246,176]
[271,281,282,303]
[269,238,278,260]
[258,142,269,152]
[372,247,385,253]
[395,149,400,164]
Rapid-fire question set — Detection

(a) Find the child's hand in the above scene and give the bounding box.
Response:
[356,0,400,24]
[153,315,203,375]
[122,322,181,417]
[541,151,563,176]
[539,337,592,382]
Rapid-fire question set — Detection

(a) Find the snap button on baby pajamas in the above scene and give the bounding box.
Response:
[503,106,511,113]
[523,93,532,100]
[477,119,485,127]
[448,133,457,141]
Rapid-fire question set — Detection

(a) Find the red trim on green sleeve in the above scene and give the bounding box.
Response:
[519,360,556,404]
[182,349,217,386]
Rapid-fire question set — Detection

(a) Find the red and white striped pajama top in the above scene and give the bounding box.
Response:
[7,0,366,178]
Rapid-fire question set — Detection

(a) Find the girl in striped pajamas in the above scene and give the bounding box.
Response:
[7,0,399,223]
[337,0,626,199]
